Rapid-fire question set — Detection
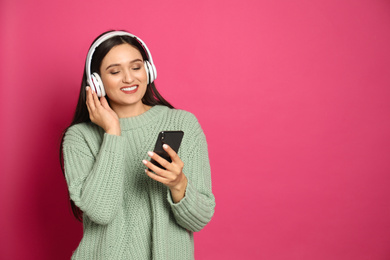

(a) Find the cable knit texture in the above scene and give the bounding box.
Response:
[63,105,215,260]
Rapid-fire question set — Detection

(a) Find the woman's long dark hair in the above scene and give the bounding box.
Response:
[60,30,174,221]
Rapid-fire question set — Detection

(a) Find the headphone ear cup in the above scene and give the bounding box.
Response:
[144,61,156,84]
[150,62,157,82]
[144,61,150,85]
[91,73,105,97]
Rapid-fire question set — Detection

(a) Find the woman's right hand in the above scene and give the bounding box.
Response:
[86,86,121,136]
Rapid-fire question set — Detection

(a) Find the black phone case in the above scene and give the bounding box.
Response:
[150,131,184,170]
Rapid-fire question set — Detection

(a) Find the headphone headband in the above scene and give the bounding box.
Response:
[85,31,156,92]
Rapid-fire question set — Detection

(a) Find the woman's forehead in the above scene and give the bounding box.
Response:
[102,43,143,64]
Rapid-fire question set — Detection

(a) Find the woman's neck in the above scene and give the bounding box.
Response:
[113,103,152,118]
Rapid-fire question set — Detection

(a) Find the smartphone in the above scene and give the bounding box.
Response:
[150,131,184,170]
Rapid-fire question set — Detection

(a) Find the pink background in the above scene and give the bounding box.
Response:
[1,0,390,259]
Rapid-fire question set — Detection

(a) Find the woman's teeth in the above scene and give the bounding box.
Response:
[121,86,137,91]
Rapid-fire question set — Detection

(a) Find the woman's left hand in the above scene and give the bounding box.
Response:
[143,144,187,203]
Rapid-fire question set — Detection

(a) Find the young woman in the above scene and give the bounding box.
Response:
[60,30,215,259]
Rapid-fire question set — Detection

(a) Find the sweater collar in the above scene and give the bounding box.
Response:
[119,105,168,130]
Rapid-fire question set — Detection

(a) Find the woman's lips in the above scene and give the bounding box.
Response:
[120,85,138,94]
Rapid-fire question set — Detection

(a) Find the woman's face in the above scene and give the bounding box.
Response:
[99,43,148,114]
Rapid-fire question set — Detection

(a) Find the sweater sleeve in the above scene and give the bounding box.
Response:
[167,119,215,232]
[63,126,126,225]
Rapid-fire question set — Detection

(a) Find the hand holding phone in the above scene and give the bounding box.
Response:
[150,131,184,169]
[144,130,187,203]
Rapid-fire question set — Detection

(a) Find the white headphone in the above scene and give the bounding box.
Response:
[85,31,157,97]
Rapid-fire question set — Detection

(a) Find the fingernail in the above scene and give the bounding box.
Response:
[147,151,154,157]
[142,160,148,165]
[163,144,168,149]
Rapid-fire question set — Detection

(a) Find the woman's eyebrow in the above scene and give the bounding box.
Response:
[105,59,143,70]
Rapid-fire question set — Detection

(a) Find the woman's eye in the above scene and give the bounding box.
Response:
[110,71,119,75]
[132,67,141,71]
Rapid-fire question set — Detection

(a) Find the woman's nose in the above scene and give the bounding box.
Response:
[122,69,134,83]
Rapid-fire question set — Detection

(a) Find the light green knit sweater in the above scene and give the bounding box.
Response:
[63,105,215,260]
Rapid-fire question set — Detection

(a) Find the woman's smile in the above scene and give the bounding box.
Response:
[120,85,138,94]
